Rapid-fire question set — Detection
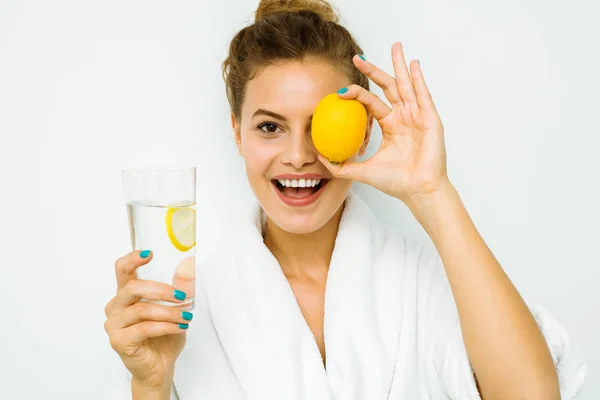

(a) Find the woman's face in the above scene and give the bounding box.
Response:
[233,59,371,234]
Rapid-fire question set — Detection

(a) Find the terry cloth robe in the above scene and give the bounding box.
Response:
[107,191,587,400]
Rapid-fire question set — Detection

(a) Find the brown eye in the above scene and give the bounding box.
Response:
[258,122,281,135]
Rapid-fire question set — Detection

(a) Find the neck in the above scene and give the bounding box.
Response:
[264,203,345,279]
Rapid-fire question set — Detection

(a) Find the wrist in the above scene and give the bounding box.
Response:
[405,178,459,234]
[131,376,173,400]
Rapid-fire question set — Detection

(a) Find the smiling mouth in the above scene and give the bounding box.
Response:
[272,178,328,199]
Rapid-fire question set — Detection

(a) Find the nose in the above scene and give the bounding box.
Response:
[281,127,317,169]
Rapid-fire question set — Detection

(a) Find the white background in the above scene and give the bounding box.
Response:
[0,0,598,398]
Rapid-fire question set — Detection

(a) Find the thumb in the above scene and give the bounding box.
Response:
[172,256,195,301]
[318,154,367,184]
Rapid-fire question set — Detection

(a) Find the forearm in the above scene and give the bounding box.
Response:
[406,179,559,399]
[132,377,173,400]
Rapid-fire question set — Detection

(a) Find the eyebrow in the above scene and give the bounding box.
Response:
[252,108,313,122]
[252,109,287,121]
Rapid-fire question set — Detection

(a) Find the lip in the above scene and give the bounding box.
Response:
[271,178,329,207]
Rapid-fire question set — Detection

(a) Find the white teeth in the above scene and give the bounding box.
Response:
[277,178,323,188]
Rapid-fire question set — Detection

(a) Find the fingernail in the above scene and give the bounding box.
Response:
[358,54,366,61]
[182,311,193,321]
[330,160,340,165]
[140,250,151,259]
[337,87,348,95]
[174,290,187,301]
[178,323,189,329]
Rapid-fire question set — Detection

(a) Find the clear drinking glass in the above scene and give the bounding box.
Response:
[122,166,196,310]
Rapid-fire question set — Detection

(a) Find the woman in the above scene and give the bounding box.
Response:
[104,0,587,399]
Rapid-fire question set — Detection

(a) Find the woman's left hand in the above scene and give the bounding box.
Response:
[319,42,450,204]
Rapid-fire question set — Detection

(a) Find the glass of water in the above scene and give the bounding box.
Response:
[122,166,196,310]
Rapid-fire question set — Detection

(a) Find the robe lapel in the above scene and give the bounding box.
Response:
[323,192,405,399]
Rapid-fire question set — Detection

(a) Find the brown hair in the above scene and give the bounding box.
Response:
[222,0,369,121]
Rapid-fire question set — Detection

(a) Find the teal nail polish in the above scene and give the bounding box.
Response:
[140,250,151,258]
[337,87,348,95]
[178,323,189,329]
[182,311,193,321]
[174,290,186,301]
[358,54,366,61]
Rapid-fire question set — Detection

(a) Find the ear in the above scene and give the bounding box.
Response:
[358,114,374,157]
[232,113,243,156]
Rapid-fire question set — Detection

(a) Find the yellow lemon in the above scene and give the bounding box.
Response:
[165,205,196,252]
[311,93,368,163]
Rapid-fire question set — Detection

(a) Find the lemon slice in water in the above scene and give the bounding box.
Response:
[165,206,196,252]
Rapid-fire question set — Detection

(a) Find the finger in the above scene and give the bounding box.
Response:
[410,59,437,113]
[337,84,391,121]
[109,279,187,313]
[352,54,403,106]
[114,250,153,290]
[111,321,188,352]
[125,321,189,344]
[112,302,194,330]
[318,154,368,185]
[172,256,195,301]
[391,42,418,106]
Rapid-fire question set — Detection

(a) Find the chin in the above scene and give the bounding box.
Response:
[252,178,351,235]
[268,210,330,234]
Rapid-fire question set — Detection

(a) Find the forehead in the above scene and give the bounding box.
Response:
[243,59,352,117]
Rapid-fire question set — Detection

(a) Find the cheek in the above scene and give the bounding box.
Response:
[241,136,279,177]
[330,177,353,195]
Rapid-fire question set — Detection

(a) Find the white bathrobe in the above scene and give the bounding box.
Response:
[107,191,587,399]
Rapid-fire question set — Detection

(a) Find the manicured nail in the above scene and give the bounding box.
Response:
[358,54,366,61]
[140,250,151,258]
[337,87,348,95]
[182,311,193,321]
[178,323,189,329]
[174,290,187,301]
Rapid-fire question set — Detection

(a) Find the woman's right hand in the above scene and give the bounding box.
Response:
[104,250,194,394]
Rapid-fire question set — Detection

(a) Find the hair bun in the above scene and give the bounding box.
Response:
[255,0,339,23]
